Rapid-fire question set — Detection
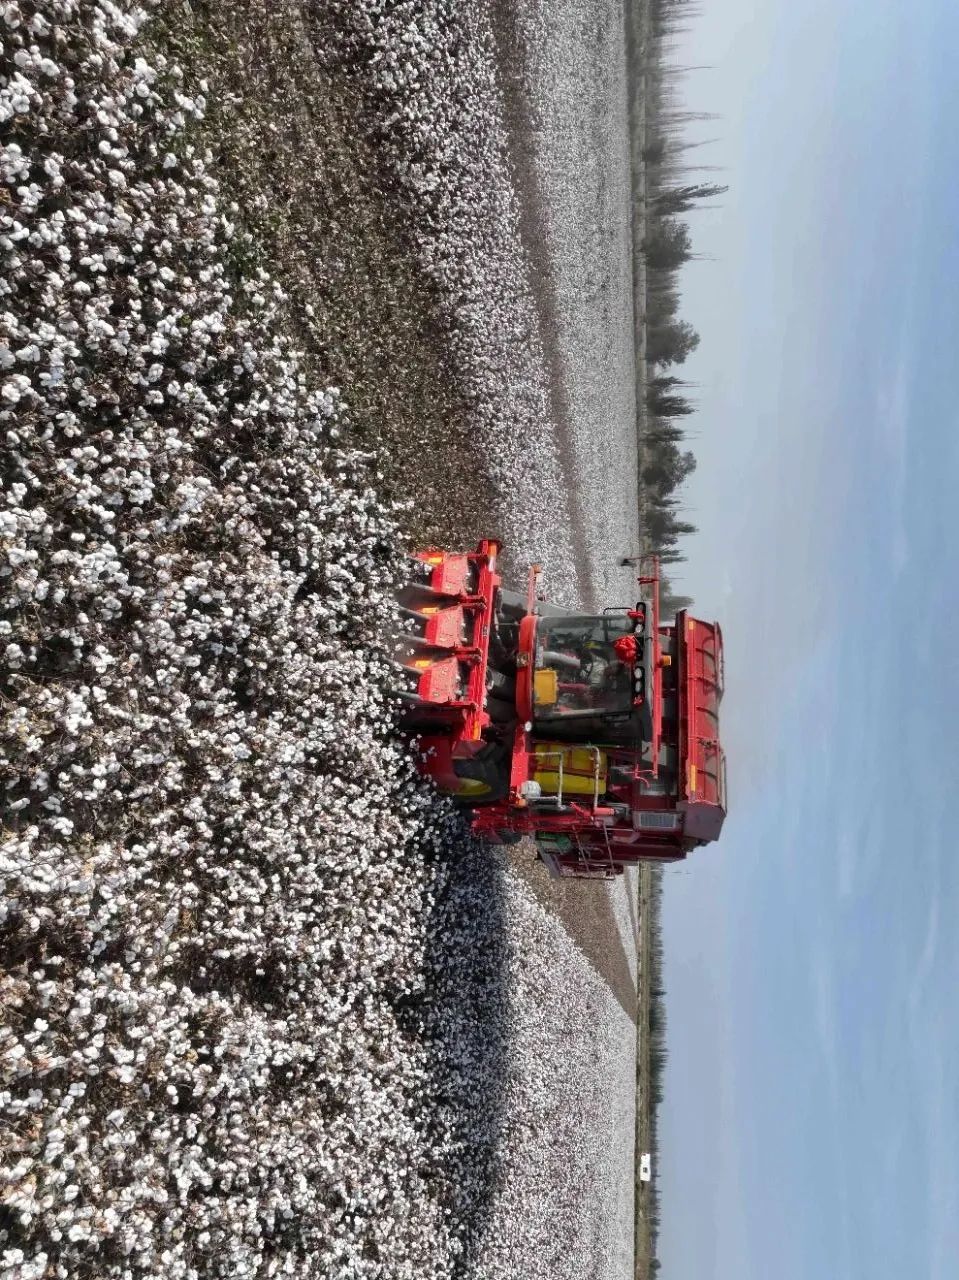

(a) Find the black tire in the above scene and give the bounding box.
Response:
[496,587,529,623]
[489,590,521,675]
[486,694,517,726]
[452,742,510,807]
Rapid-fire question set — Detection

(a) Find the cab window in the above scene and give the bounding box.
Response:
[534,615,636,718]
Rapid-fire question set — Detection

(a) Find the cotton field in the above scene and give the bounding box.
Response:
[311,0,585,598]
[490,0,643,605]
[1,3,639,1279]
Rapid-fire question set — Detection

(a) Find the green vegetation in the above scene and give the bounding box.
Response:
[629,0,726,582]
[635,864,667,1280]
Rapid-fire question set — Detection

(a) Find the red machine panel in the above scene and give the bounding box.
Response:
[678,613,726,842]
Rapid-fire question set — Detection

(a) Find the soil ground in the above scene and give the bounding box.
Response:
[508,843,639,1023]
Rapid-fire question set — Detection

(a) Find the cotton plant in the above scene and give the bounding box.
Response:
[0,3,514,1277]
[312,1,582,602]
[492,0,643,601]
[1,3,641,1279]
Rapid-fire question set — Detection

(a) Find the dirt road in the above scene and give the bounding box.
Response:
[510,845,640,1021]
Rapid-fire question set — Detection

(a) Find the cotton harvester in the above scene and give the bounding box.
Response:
[395,541,726,879]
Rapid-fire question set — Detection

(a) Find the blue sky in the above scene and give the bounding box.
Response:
[657,1,959,1277]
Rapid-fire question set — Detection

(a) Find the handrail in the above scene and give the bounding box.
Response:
[715,623,725,696]
[638,556,662,779]
[534,749,566,808]
[587,746,602,810]
[571,827,616,877]
[720,750,728,811]
[535,747,603,812]
[599,818,616,874]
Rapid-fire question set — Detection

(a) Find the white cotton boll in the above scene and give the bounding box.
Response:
[0,6,592,1277]
[2,374,31,402]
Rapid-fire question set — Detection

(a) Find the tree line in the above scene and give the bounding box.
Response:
[639,865,667,1265]
[634,0,725,605]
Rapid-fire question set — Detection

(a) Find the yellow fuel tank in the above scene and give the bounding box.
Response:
[531,743,608,797]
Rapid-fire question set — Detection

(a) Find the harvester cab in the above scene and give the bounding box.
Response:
[395,541,726,878]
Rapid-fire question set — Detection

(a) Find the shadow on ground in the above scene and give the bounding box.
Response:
[413,834,514,1272]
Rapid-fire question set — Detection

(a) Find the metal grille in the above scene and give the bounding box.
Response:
[636,811,680,831]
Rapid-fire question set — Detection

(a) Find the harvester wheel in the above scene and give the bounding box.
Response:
[452,743,510,807]
[496,588,528,623]
[485,694,517,726]
[488,588,523,680]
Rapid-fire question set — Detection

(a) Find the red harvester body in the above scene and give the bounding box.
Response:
[396,540,726,878]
